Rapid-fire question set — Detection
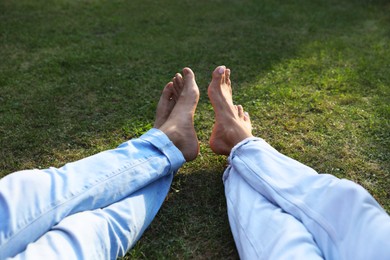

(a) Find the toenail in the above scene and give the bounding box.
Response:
[218,67,225,74]
[244,112,249,116]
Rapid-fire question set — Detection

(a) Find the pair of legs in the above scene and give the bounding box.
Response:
[1,66,389,259]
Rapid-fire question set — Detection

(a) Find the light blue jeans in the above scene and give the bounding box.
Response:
[0,129,185,259]
[1,130,389,259]
[225,137,390,260]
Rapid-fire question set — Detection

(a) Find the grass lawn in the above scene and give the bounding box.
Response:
[1,0,389,258]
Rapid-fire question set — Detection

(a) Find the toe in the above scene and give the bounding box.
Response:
[183,67,196,86]
[211,65,226,84]
[244,111,250,121]
[162,82,174,98]
[237,105,244,118]
[174,73,184,93]
[171,78,180,100]
[183,67,194,77]
[225,68,231,87]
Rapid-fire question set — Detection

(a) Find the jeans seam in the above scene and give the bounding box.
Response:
[235,151,341,258]
[225,188,263,259]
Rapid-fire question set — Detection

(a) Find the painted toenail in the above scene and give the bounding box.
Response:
[218,67,225,74]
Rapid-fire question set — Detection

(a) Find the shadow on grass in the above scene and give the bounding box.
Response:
[126,167,239,259]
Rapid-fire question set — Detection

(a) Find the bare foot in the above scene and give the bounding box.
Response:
[154,74,184,128]
[208,66,252,155]
[158,68,200,161]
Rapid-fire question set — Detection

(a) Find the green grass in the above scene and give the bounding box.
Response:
[1,0,389,258]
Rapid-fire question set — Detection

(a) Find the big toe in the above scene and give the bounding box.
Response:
[182,67,200,101]
[183,67,196,84]
[211,65,226,83]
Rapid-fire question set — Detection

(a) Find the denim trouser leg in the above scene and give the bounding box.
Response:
[224,137,390,260]
[224,167,323,259]
[10,174,173,259]
[0,128,185,259]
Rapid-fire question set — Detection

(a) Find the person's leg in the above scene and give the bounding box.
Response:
[0,68,200,259]
[224,164,323,259]
[208,65,390,259]
[208,65,323,259]
[10,175,173,260]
